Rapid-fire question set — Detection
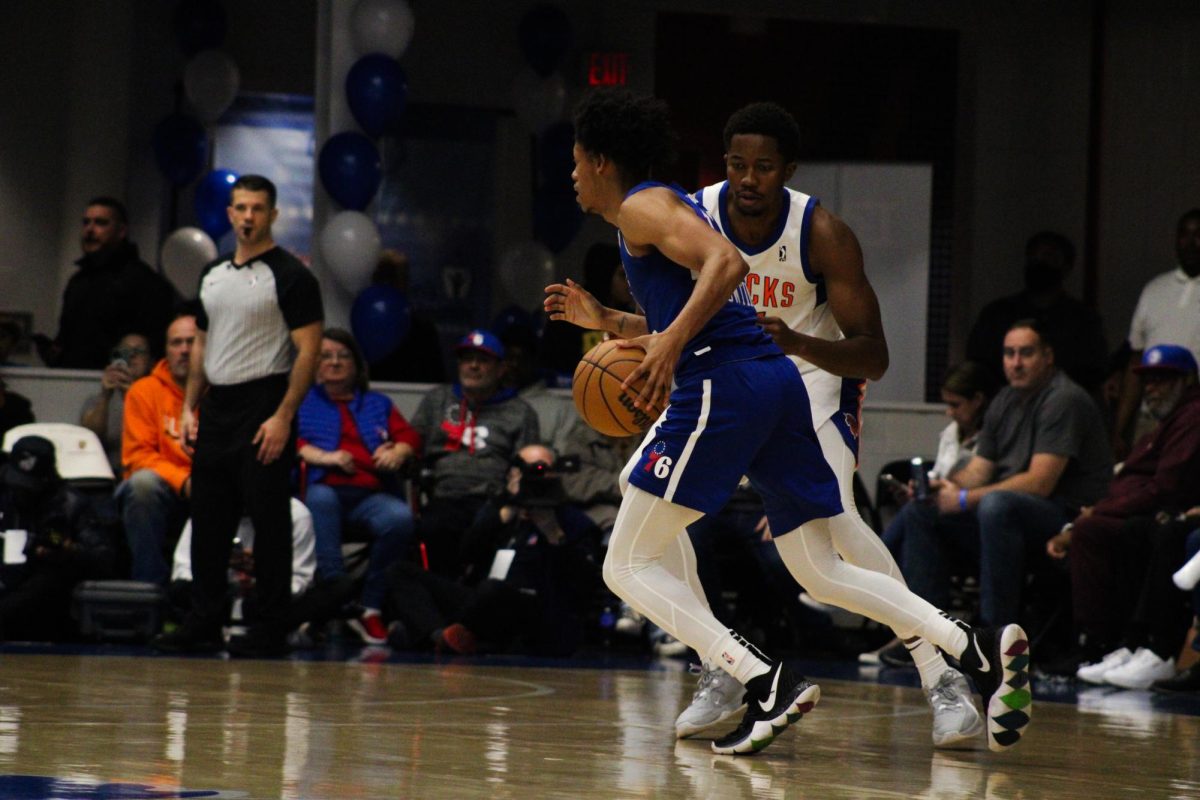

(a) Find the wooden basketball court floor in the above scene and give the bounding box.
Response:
[0,645,1197,799]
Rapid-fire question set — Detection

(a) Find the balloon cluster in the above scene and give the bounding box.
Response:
[321,0,416,362]
[152,0,244,296]
[499,5,579,307]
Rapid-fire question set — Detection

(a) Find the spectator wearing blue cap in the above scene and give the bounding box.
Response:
[1045,343,1200,683]
[409,329,540,576]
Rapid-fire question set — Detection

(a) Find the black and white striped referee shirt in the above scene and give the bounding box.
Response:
[196,247,324,386]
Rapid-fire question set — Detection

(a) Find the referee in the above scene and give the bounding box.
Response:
[152,174,323,657]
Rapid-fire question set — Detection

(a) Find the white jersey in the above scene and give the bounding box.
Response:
[695,182,863,441]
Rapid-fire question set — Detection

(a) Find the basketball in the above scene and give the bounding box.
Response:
[572,338,665,437]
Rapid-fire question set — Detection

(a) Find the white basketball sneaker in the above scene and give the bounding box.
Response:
[675,662,747,739]
[928,667,985,748]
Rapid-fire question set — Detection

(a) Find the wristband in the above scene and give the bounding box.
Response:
[958,488,969,511]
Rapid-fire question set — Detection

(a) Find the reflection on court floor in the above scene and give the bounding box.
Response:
[0,651,1196,798]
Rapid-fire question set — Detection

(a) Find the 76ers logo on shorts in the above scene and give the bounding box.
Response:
[642,440,673,479]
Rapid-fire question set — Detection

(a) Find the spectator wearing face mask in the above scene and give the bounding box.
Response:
[966,231,1108,398]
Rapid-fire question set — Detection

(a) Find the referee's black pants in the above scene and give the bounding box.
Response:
[189,374,294,638]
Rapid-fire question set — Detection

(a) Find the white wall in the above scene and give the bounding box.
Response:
[1,0,1197,368]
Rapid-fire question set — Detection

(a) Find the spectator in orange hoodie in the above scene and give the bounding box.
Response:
[115,309,197,585]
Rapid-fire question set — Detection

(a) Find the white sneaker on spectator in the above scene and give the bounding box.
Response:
[614,602,646,637]
[675,661,746,738]
[1076,647,1133,685]
[859,636,901,665]
[1104,648,1175,690]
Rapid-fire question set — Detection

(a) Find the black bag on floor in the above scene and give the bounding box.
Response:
[72,580,165,642]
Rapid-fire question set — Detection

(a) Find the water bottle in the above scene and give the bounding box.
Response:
[910,457,930,503]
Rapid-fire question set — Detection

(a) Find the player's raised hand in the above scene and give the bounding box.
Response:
[544,278,608,330]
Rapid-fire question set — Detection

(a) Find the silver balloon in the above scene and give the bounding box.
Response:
[511,67,565,133]
[350,0,415,59]
[498,240,556,307]
[183,50,240,123]
[160,227,218,297]
[320,210,382,293]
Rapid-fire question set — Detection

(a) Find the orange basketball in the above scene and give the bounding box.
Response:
[572,339,665,437]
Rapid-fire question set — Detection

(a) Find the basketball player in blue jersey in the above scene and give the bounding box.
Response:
[550,87,1031,755]
[662,102,981,748]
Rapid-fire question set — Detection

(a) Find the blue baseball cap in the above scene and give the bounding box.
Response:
[455,329,505,360]
[1135,343,1198,375]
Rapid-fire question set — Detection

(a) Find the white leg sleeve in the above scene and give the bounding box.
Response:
[604,486,770,683]
[773,515,961,647]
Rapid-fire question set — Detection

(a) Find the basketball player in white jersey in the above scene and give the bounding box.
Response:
[549,90,1031,756]
[671,102,983,746]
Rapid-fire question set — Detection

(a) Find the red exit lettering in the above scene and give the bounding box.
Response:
[588,52,629,86]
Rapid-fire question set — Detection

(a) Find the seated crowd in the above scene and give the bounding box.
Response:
[3,217,1200,699]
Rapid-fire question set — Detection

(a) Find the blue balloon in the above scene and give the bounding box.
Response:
[319,132,382,210]
[518,5,572,78]
[153,113,208,186]
[193,169,238,242]
[533,185,584,253]
[346,55,408,139]
[351,285,411,363]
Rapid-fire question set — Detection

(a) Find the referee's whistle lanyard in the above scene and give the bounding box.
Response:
[441,397,478,454]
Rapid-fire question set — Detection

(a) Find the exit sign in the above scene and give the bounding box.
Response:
[587,52,629,86]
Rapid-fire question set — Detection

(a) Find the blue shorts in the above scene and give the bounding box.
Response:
[627,355,843,533]
[828,377,866,462]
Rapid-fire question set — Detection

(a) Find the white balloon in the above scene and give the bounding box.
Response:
[511,67,565,133]
[184,50,240,123]
[320,211,382,293]
[160,227,218,297]
[498,240,556,307]
[351,0,415,59]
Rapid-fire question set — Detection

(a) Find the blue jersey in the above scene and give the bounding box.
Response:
[617,182,780,379]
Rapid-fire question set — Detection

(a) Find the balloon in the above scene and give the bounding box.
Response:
[193,169,238,242]
[351,285,411,363]
[511,67,566,133]
[318,132,382,210]
[173,0,227,57]
[160,227,217,297]
[498,241,556,307]
[350,0,415,59]
[184,49,240,123]
[319,211,382,293]
[152,113,208,186]
[518,5,572,77]
[533,186,584,253]
[346,54,408,138]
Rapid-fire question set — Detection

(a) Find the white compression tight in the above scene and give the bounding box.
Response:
[603,485,774,685]
[660,423,964,676]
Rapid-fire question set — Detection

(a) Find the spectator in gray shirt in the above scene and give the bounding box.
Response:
[896,318,1112,627]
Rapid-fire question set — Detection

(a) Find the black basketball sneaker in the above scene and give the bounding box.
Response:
[957,623,1032,752]
[710,661,820,755]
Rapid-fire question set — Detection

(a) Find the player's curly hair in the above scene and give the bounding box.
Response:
[722,102,802,163]
[573,88,677,182]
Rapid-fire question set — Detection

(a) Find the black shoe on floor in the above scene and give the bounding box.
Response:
[958,624,1032,753]
[879,640,915,668]
[710,661,820,756]
[150,622,223,654]
[227,629,290,659]
[1152,661,1200,693]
